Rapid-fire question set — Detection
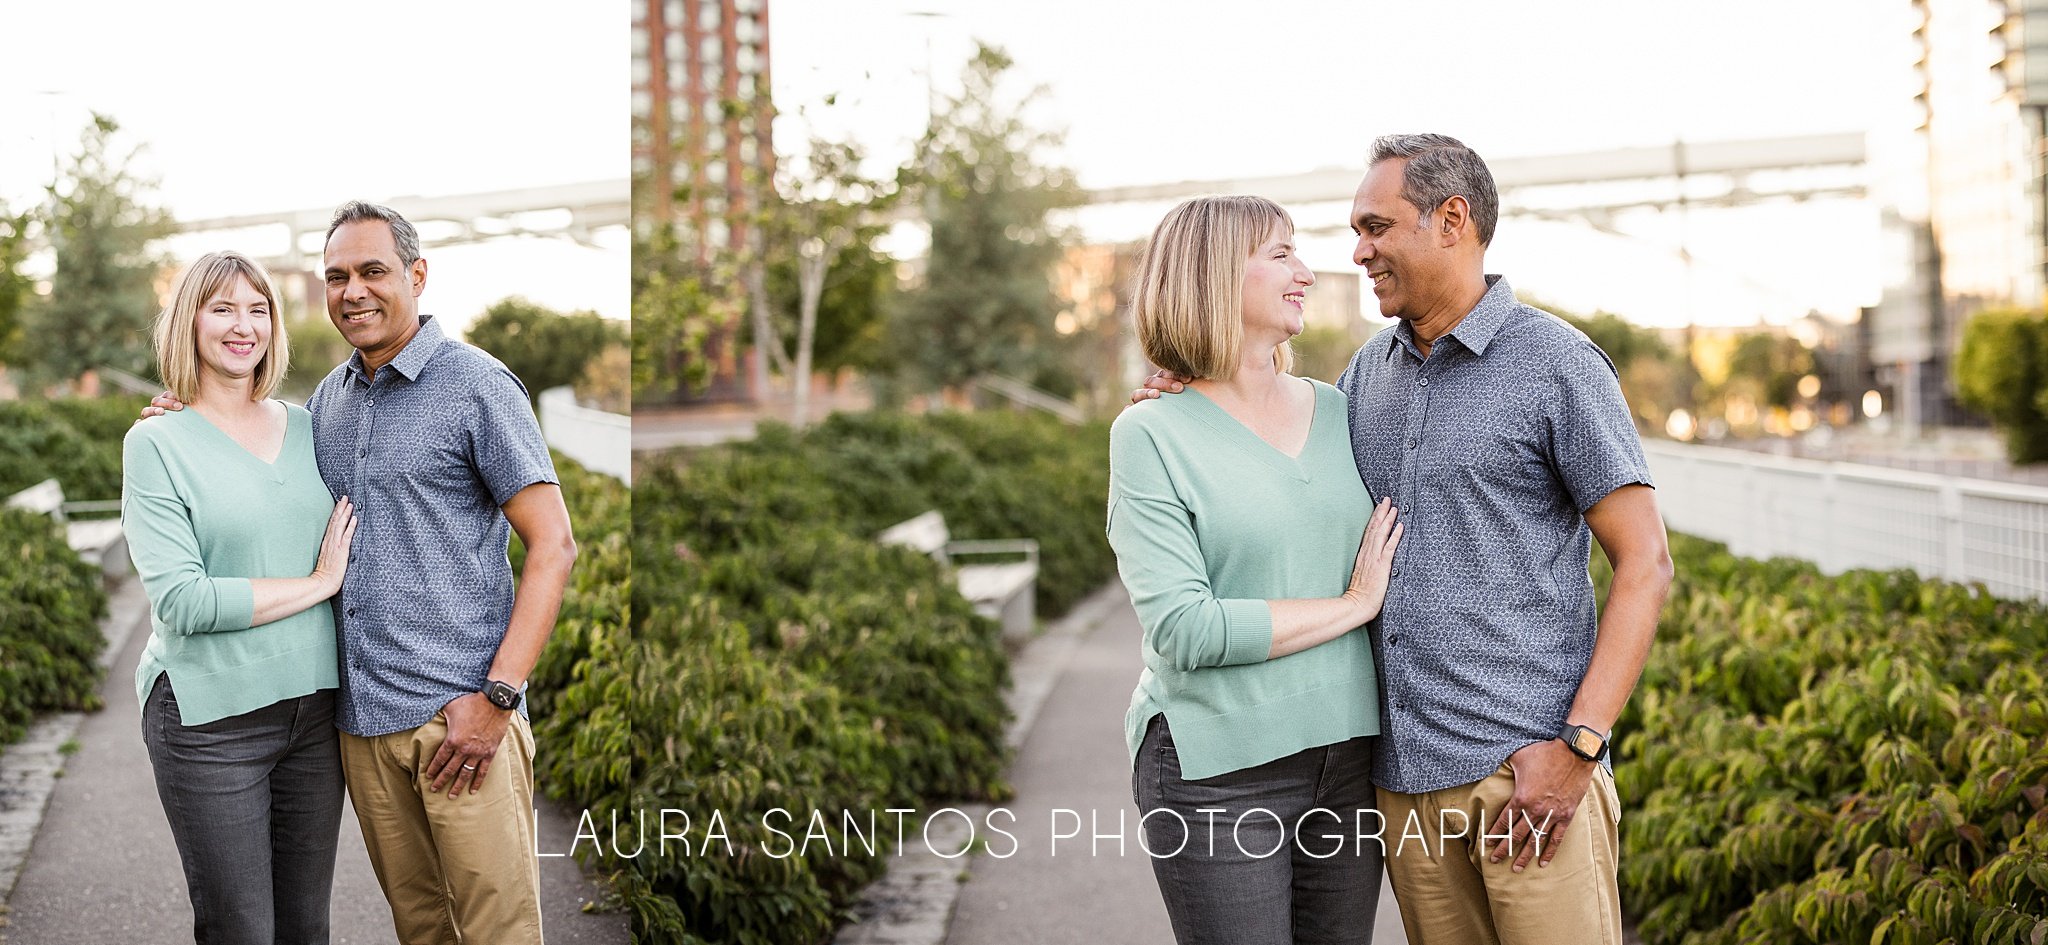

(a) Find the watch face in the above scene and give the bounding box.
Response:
[1571,728,1603,758]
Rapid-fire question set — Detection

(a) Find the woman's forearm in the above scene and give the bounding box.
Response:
[1266,594,1372,659]
[246,576,339,627]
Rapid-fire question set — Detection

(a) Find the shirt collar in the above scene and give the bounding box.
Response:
[1383,274,1518,363]
[1441,275,1518,358]
[345,314,446,384]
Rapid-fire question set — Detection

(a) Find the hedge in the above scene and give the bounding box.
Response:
[0,508,107,749]
[0,396,135,501]
[0,397,123,754]
[1609,534,2048,945]
[550,410,1111,945]
[1955,308,2048,464]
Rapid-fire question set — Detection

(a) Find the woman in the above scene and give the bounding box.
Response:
[122,251,356,945]
[1111,195,1401,945]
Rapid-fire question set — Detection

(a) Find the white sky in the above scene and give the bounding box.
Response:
[772,0,1909,329]
[0,0,628,336]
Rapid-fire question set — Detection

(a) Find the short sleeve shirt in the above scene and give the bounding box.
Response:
[1337,275,1653,793]
[307,315,559,737]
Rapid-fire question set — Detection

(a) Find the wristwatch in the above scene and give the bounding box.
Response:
[1560,723,1609,762]
[483,679,523,711]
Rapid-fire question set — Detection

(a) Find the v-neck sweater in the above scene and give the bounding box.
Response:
[1109,378,1381,780]
[123,402,339,725]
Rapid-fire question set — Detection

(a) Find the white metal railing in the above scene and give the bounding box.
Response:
[538,386,630,485]
[1643,440,2048,602]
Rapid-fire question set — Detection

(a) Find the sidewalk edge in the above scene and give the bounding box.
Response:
[0,576,147,912]
[831,580,1129,945]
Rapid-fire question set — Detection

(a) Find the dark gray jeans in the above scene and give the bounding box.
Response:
[140,673,345,945]
[1133,715,1382,945]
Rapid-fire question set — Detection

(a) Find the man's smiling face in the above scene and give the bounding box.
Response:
[324,219,425,365]
[1351,158,1442,322]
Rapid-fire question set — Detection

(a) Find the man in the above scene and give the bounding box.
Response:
[154,201,578,944]
[1140,134,1672,945]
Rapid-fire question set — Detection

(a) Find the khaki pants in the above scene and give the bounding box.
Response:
[339,711,543,945]
[1378,762,1622,945]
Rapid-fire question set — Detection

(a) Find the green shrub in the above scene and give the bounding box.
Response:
[550,410,1113,945]
[1955,308,2048,464]
[465,298,627,407]
[0,396,136,501]
[0,508,107,748]
[1607,534,2048,944]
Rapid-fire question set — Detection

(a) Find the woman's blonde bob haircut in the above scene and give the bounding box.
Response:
[1131,195,1295,382]
[153,252,289,403]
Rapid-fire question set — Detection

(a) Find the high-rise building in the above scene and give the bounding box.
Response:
[1874,0,2048,429]
[633,0,773,249]
[632,0,774,400]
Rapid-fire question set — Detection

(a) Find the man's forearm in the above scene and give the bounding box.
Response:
[1566,555,1672,735]
[485,536,578,688]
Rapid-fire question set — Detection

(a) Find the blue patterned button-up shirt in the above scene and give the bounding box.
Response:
[1337,276,1653,794]
[307,315,558,737]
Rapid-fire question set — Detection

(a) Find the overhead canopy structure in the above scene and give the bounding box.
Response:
[1083,133,1868,235]
[174,179,630,266]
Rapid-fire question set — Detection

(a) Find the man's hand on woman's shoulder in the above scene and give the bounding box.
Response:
[1128,370,1192,407]
[137,390,187,422]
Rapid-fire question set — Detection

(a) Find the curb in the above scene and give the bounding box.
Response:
[0,576,149,911]
[832,581,1129,945]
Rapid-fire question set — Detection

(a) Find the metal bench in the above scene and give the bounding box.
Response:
[877,510,1039,642]
[5,478,129,578]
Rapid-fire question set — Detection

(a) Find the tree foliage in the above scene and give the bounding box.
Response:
[0,207,34,368]
[1955,308,2048,463]
[26,114,173,387]
[757,133,897,381]
[631,223,730,404]
[1725,330,1817,411]
[888,43,1081,397]
[465,297,626,406]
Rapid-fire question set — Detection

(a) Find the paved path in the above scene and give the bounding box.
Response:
[943,587,1408,945]
[1,578,627,944]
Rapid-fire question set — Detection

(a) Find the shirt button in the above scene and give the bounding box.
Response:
[346,607,356,616]
[1405,440,1416,450]
[1418,378,1429,387]
[358,449,367,457]
[1389,634,1399,645]
[1391,568,1400,579]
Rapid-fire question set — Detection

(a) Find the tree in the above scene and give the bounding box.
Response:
[754,131,898,425]
[631,223,731,402]
[27,114,173,387]
[0,207,33,369]
[1956,309,2048,463]
[1724,331,1815,411]
[888,43,1081,398]
[465,297,626,406]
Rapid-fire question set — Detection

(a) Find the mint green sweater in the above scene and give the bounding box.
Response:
[123,403,339,725]
[1110,379,1380,780]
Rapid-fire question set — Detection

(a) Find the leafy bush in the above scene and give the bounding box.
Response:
[547,410,1113,944]
[0,396,136,501]
[466,297,627,407]
[0,508,107,748]
[1609,534,2048,945]
[1955,308,2048,464]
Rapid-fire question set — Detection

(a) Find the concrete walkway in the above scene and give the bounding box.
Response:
[0,577,627,944]
[942,585,1407,945]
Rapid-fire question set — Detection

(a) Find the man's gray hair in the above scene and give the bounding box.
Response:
[1370,134,1499,247]
[326,200,423,267]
